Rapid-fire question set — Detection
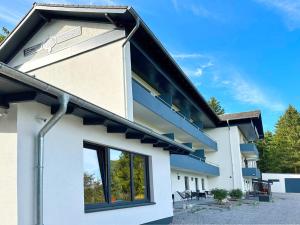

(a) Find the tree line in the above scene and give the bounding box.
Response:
[256,105,300,174]
[207,97,300,174]
[0,27,9,43]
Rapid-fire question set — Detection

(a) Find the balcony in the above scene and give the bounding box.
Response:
[132,80,218,151]
[240,143,259,158]
[170,155,220,177]
[242,167,261,178]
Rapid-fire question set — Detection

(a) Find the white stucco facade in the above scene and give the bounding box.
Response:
[2,101,174,225]
[262,173,300,193]
[205,126,245,191]
[9,20,132,120]
[171,169,208,201]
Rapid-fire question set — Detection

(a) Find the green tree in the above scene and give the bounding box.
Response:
[84,172,105,204]
[0,27,9,43]
[272,105,300,173]
[207,97,225,115]
[256,131,275,172]
[258,105,300,173]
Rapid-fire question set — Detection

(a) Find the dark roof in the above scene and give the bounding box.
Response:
[219,110,261,121]
[0,62,192,154]
[0,3,264,138]
[0,3,220,126]
[219,110,264,139]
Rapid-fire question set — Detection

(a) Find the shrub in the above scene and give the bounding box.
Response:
[229,189,243,199]
[211,188,228,203]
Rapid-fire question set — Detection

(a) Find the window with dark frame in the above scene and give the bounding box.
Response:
[184,176,189,190]
[201,178,205,190]
[83,142,150,211]
[195,178,199,191]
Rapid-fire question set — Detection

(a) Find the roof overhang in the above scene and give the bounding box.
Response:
[219,111,264,140]
[0,62,193,155]
[0,3,220,128]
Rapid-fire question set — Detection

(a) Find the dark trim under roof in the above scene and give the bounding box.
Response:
[0,3,220,126]
[0,3,264,137]
[0,62,192,154]
[219,111,264,139]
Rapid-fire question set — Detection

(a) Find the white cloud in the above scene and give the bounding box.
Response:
[183,61,214,77]
[171,0,219,20]
[194,68,203,76]
[255,0,300,30]
[0,6,22,25]
[172,53,206,59]
[219,73,285,112]
[97,0,118,5]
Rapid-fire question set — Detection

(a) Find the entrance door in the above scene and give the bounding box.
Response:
[285,178,300,193]
[184,176,189,190]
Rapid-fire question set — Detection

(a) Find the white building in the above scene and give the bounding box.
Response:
[171,111,264,201]
[262,173,300,193]
[0,3,265,225]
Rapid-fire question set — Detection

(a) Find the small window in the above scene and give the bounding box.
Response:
[83,142,150,211]
[110,149,131,202]
[83,147,106,204]
[133,154,147,200]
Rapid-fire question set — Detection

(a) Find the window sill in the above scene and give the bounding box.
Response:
[85,201,156,213]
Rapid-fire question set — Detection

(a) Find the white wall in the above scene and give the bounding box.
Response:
[262,173,300,193]
[205,126,245,191]
[0,105,18,225]
[16,101,173,225]
[9,19,132,120]
[171,169,208,202]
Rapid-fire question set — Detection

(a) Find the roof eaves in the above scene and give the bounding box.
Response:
[0,63,193,154]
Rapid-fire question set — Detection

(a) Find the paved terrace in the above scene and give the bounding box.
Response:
[172,193,300,224]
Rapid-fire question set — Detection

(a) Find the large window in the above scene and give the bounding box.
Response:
[83,142,150,212]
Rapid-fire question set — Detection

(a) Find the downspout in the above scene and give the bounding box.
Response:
[36,94,69,225]
[227,120,236,189]
[122,15,140,119]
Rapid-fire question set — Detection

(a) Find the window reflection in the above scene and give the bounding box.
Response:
[83,148,105,204]
[110,149,131,202]
[133,155,146,200]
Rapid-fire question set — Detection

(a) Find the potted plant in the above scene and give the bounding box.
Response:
[211,188,228,204]
[229,189,243,200]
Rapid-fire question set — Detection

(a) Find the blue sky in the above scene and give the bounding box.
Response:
[1,0,300,132]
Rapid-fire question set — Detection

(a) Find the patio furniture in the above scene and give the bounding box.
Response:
[177,191,192,201]
[191,190,206,200]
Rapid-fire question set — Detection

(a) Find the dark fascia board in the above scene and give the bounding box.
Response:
[0,3,129,63]
[0,3,220,127]
[219,117,264,139]
[0,63,193,155]
[128,7,220,126]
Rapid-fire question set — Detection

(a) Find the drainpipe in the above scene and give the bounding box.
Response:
[36,94,69,225]
[227,120,236,189]
[105,11,140,119]
[122,15,140,119]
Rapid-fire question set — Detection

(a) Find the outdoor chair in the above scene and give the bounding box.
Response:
[191,190,207,200]
[177,191,192,201]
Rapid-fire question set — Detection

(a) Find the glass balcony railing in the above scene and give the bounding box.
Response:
[170,154,220,177]
[132,79,218,151]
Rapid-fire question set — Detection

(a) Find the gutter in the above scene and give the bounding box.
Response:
[104,10,140,120]
[122,10,140,119]
[0,63,193,154]
[227,120,236,189]
[36,94,69,225]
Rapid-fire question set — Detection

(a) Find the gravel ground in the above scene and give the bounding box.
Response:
[172,193,300,224]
